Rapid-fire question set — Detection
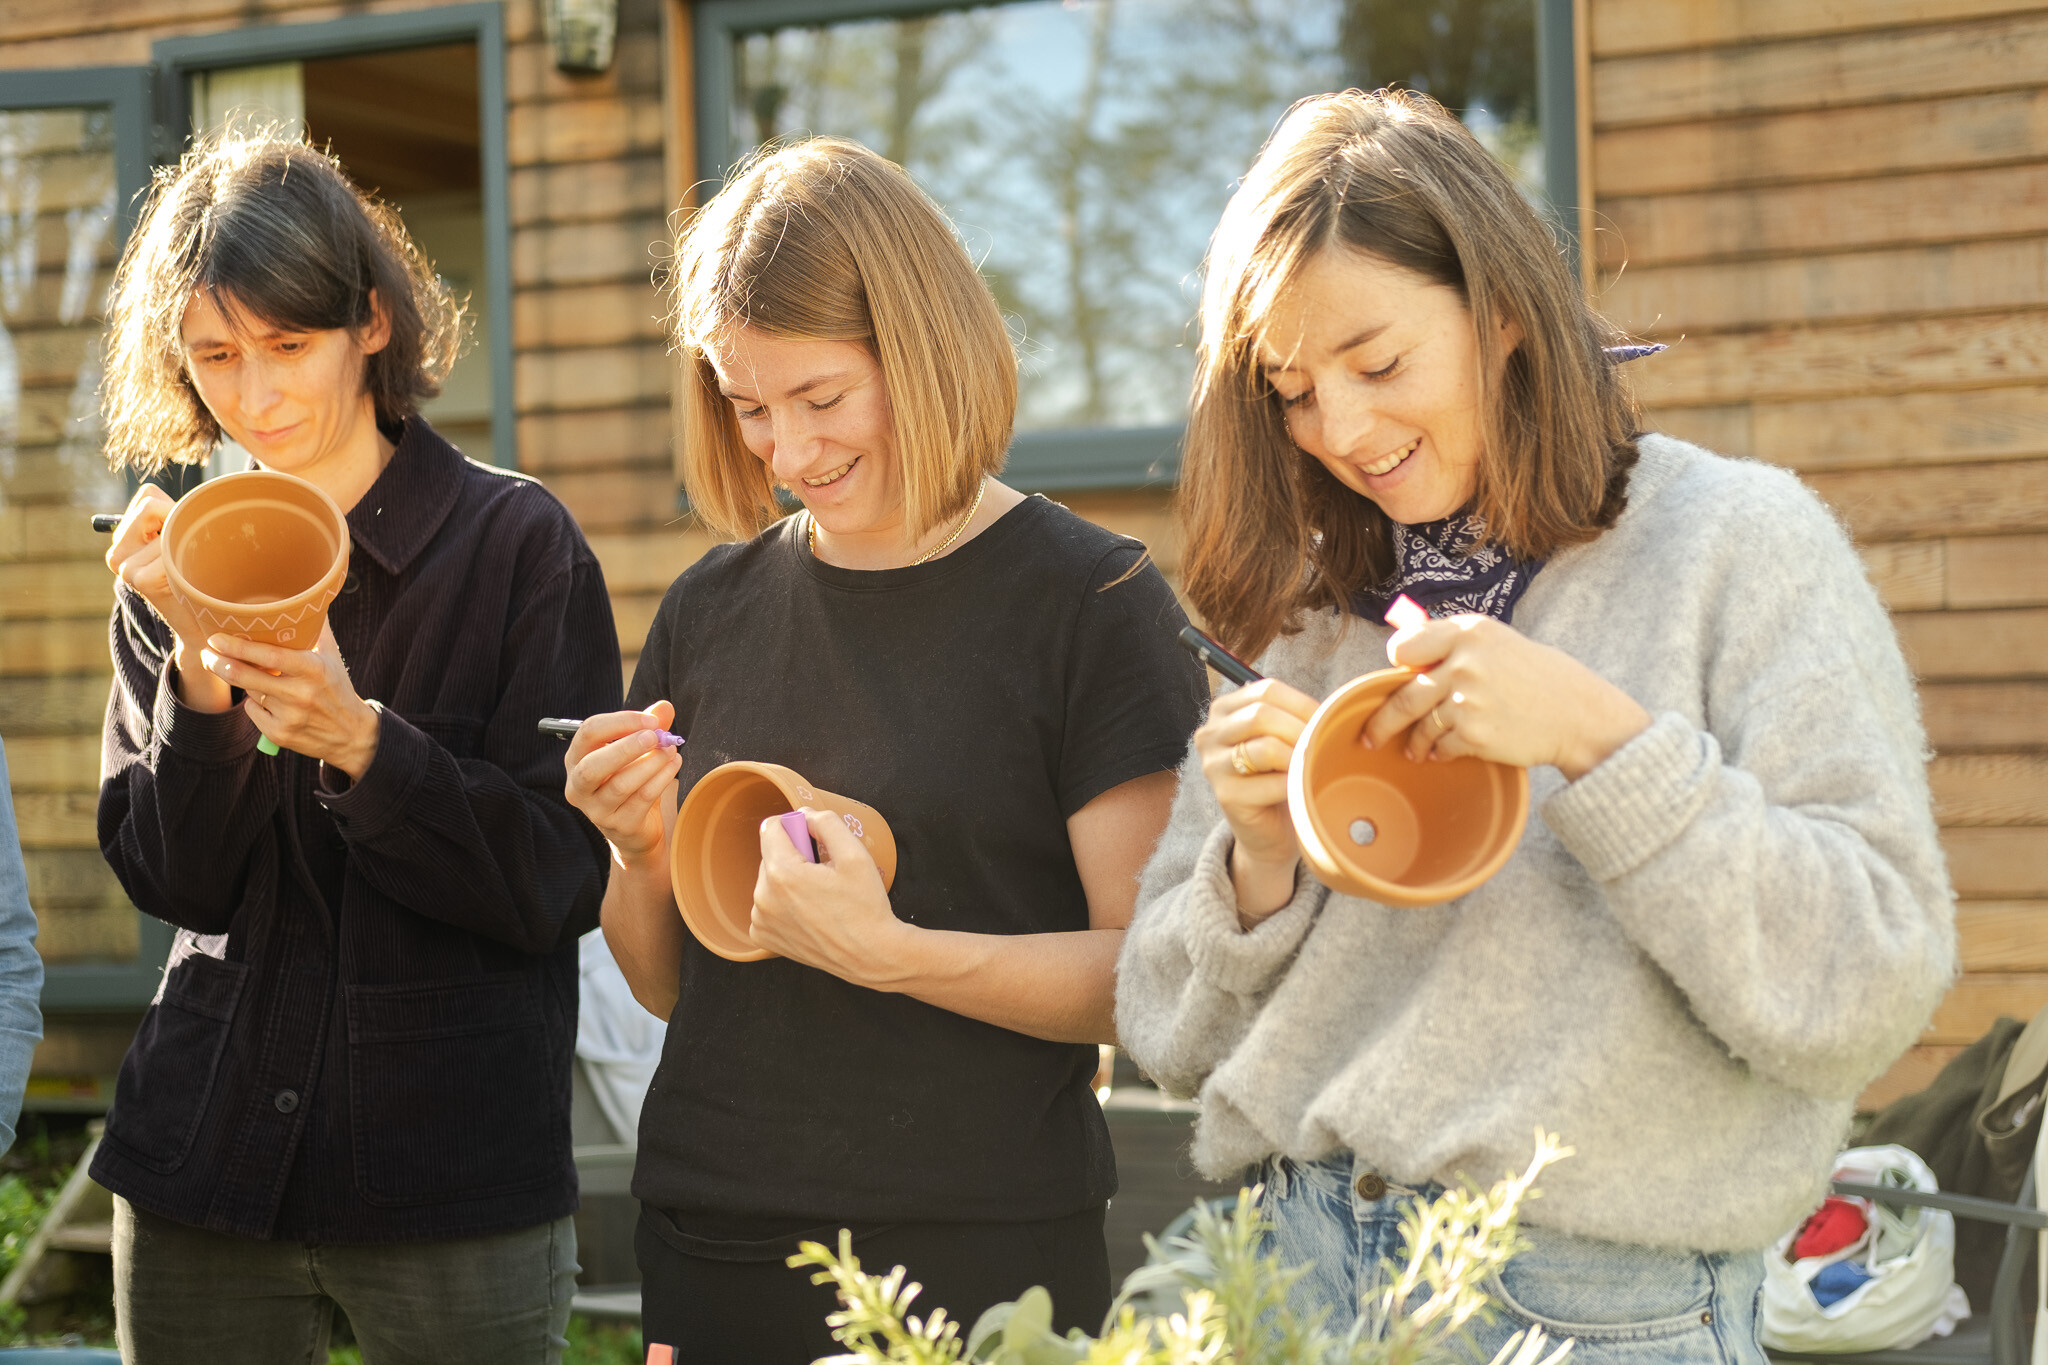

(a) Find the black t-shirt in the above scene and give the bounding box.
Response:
[626,494,1206,1230]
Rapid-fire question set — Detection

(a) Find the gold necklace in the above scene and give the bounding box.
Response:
[808,478,988,566]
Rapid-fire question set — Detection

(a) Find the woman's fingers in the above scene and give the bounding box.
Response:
[568,702,674,765]
[570,729,671,802]
[1210,677,1319,725]
[105,484,171,577]
[1208,697,1310,752]
[1385,616,1467,671]
[1362,672,1449,752]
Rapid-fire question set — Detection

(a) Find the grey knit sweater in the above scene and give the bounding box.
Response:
[1116,434,1956,1254]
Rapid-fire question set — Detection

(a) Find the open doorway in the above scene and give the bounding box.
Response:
[176,19,508,469]
[305,45,493,465]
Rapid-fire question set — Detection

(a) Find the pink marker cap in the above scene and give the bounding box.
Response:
[777,810,816,863]
[1383,594,1431,633]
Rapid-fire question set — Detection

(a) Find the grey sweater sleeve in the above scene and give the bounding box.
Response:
[1542,475,1955,1101]
[1116,720,1329,1100]
[0,740,46,1152]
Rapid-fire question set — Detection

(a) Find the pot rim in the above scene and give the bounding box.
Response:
[160,468,350,616]
[1286,666,1530,907]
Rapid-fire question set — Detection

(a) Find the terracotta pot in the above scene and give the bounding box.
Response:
[1287,668,1529,907]
[670,761,899,962]
[159,469,350,649]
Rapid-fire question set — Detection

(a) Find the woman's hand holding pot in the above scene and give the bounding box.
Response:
[1371,614,1650,780]
[565,703,684,869]
[104,483,230,713]
[1193,678,1321,927]
[202,620,382,778]
[750,808,903,984]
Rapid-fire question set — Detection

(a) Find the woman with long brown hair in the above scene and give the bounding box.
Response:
[1117,90,1954,1360]
[563,136,1206,1361]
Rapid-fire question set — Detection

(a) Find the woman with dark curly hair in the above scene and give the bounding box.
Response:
[94,130,619,1365]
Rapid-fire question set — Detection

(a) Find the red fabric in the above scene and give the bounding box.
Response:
[1792,1197,1869,1260]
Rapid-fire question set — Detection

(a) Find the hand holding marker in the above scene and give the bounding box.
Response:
[1175,594,1433,687]
[537,717,686,748]
[537,719,818,861]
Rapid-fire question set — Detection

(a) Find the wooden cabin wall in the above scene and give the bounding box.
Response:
[1588,0,2048,1107]
[0,0,1180,1090]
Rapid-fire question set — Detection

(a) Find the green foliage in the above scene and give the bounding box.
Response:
[0,1172,57,1284]
[791,1132,1578,1365]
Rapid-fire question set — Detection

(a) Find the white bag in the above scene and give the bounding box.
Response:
[1761,1145,1971,1354]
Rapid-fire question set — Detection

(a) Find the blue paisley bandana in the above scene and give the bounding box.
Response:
[1350,514,1542,625]
[1340,343,1657,626]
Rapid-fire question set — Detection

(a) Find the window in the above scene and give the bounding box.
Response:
[0,66,171,1009]
[695,0,1576,490]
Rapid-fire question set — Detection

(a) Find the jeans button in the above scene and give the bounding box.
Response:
[1355,1172,1387,1200]
[274,1089,300,1114]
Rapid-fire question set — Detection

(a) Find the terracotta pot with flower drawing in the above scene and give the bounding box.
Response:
[671,761,899,962]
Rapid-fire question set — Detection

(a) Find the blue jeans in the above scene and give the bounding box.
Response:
[1259,1154,1767,1365]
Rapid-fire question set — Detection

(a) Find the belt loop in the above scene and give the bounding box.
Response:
[1263,1155,1291,1200]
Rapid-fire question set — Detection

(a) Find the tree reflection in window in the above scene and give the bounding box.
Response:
[732,0,1541,434]
[0,106,124,509]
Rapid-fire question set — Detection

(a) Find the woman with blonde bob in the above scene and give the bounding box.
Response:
[1117,90,1953,1357]
[564,137,1206,1360]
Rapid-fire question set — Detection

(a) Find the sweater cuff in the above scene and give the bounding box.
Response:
[317,705,428,843]
[152,662,260,763]
[1542,710,1717,883]
[1183,820,1327,997]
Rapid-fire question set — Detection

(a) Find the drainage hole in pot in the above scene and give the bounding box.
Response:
[1349,819,1377,846]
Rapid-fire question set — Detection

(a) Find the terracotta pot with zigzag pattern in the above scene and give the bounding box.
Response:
[161,469,351,649]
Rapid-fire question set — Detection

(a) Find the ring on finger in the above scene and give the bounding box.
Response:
[1427,705,1451,736]
[1230,740,1258,776]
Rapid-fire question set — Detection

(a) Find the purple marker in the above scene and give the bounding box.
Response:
[777,810,816,862]
[536,718,684,748]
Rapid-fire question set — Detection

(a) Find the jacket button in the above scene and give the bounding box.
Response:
[1355,1172,1387,1200]
[274,1089,300,1114]
[341,572,359,594]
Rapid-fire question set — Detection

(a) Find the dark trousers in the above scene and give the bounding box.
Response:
[113,1197,579,1365]
[636,1203,1111,1364]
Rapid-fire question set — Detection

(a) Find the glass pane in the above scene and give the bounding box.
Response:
[0,103,136,976]
[0,105,126,511]
[732,0,1540,433]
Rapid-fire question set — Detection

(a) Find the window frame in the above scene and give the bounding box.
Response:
[691,0,1580,492]
[0,64,172,1009]
[152,3,518,470]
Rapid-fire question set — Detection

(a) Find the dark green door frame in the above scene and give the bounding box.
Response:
[0,65,175,1009]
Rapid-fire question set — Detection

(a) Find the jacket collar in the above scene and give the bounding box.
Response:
[345,419,465,577]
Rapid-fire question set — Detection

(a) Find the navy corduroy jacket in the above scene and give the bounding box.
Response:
[93,420,621,1242]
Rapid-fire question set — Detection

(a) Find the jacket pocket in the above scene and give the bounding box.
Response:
[345,973,564,1206]
[106,953,249,1175]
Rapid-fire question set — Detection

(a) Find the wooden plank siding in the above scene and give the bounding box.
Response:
[0,0,1190,1092]
[1591,1,2048,1110]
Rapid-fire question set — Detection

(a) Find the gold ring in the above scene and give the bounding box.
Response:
[1428,706,1450,736]
[1230,740,1257,776]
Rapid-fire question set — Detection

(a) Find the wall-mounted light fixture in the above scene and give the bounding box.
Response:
[545,0,617,73]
